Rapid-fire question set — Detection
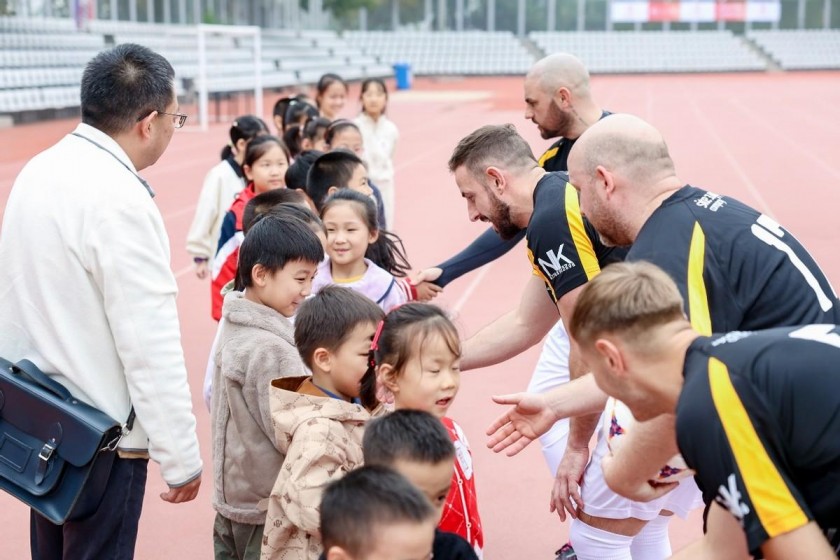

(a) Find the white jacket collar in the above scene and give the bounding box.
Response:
[71,123,138,173]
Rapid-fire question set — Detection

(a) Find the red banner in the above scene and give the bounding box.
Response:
[611,0,778,21]
[650,0,682,21]
[716,0,748,20]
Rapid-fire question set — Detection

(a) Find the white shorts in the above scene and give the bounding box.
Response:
[526,320,703,521]
[526,320,571,474]
[580,421,703,521]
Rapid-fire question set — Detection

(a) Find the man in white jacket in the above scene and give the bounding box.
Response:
[0,44,202,559]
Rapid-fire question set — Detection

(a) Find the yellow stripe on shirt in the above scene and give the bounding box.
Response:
[708,357,809,537]
[527,246,558,301]
[334,274,364,284]
[687,222,712,336]
[564,183,600,281]
[538,147,559,168]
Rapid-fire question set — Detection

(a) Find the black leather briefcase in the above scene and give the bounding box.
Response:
[0,358,126,525]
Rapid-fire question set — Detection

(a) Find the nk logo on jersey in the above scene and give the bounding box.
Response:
[538,245,575,280]
[717,473,750,526]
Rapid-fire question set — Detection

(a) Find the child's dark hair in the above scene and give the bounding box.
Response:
[321,189,410,278]
[295,285,384,372]
[242,189,307,235]
[236,214,323,290]
[305,150,365,211]
[364,304,461,402]
[273,94,309,127]
[219,115,268,160]
[282,103,321,157]
[320,465,435,558]
[363,410,455,467]
[265,203,325,238]
[360,78,389,115]
[285,100,319,129]
[237,201,325,291]
[285,150,323,192]
[315,73,348,109]
[303,116,331,144]
[244,135,291,170]
[324,119,361,148]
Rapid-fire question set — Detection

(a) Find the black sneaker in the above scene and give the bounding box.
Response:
[555,543,577,560]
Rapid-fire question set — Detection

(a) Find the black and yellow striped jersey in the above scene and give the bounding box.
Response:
[538,137,569,172]
[626,185,840,336]
[537,111,612,173]
[678,326,840,555]
[526,172,626,304]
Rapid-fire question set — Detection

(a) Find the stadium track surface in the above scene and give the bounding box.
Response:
[1,71,839,558]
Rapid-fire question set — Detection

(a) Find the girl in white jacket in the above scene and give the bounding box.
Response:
[186,115,269,278]
[354,78,399,227]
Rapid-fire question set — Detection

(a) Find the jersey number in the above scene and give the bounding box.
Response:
[751,215,834,312]
[789,324,840,349]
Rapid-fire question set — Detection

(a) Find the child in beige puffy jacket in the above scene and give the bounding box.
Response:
[261,286,385,560]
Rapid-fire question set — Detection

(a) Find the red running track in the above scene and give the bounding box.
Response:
[1,71,839,558]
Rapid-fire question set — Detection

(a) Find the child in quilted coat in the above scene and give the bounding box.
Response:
[261,286,384,560]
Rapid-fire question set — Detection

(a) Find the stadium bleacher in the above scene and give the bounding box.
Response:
[748,29,840,70]
[1,15,839,118]
[530,30,767,73]
[0,17,392,117]
[344,30,534,76]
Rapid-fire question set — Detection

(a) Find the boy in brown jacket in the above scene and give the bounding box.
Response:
[261,286,384,560]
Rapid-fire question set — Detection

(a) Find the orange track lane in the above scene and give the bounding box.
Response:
[1,71,839,559]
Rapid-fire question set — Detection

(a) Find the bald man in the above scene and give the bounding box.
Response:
[524,53,607,171]
[488,113,840,526]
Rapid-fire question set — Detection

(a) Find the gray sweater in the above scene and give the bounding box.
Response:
[211,291,306,524]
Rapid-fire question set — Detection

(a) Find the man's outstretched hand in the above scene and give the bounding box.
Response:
[485,392,557,456]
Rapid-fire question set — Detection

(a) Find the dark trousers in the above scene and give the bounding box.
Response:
[30,457,149,560]
[213,513,264,560]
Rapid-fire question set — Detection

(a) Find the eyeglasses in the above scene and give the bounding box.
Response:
[158,111,188,128]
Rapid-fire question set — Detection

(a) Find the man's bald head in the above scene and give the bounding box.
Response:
[527,53,592,99]
[571,114,675,185]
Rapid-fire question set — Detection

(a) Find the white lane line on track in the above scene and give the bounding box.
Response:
[729,97,840,182]
[174,264,193,278]
[452,263,493,315]
[686,92,776,219]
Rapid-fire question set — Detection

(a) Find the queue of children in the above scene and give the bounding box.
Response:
[187,73,480,560]
[209,213,483,559]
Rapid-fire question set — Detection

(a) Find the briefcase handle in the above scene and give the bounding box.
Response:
[9,359,136,433]
[10,360,73,402]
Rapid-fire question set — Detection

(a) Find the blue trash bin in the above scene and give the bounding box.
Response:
[393,62,412,90]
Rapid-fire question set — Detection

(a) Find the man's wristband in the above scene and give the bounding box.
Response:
[193,257,209,264]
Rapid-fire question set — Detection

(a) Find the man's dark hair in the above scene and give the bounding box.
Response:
[81,43,175,136]
[242,189,306,235]
[320,465,435,557]
[294,285,384,370]
[236,214,323,289]
[285,149,323,191]
[306,150,364,212]
[448,123,537,177]
[363,409,455,466]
